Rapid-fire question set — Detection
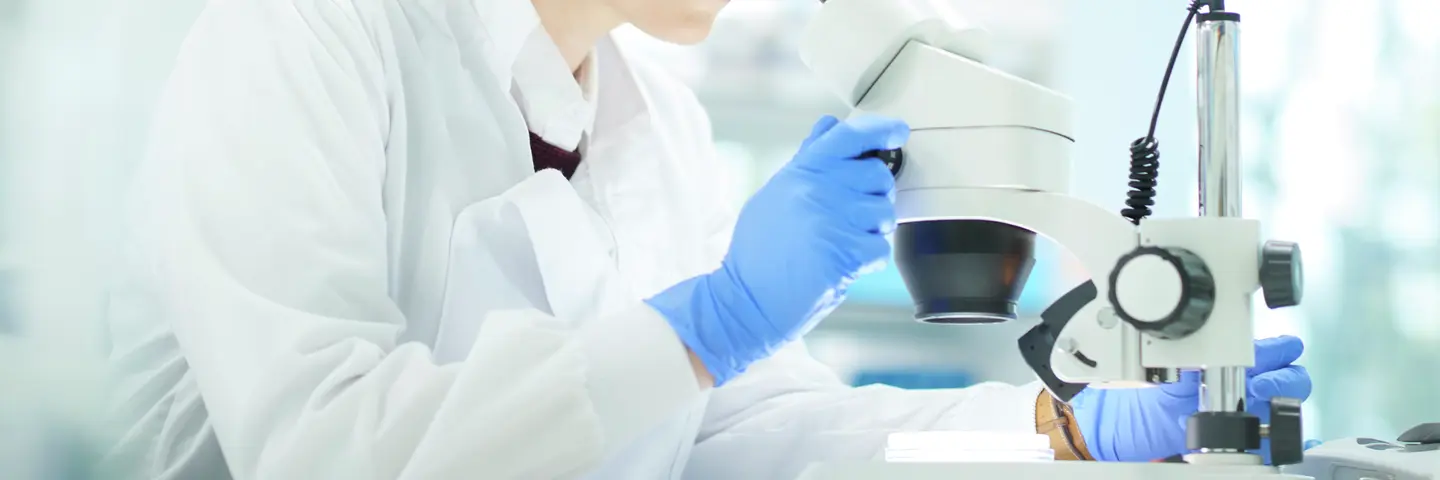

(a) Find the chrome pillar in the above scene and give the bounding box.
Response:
[1197,17,1242,219]
[1195,13,1248,426]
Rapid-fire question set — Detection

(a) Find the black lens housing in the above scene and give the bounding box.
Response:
[893,219,1037,323]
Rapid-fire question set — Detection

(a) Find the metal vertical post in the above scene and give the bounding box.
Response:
[1195,9,1248,420]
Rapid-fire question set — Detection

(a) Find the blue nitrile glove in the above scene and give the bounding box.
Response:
[1071,335,1313,464]
[645,115,907,386]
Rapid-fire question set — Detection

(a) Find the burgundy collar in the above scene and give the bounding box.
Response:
[528,132,582,179]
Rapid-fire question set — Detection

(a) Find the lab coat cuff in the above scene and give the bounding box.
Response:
[578,301,702,445]
[1019,381,1045,433]
[1010,381,1045,433]
[938,381,1045,434]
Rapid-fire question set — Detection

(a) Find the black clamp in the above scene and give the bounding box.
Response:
[1187,411,1261,452]
[1269,397,1305,465]
[1179,398,1305,466]
[1018,281,1096,403]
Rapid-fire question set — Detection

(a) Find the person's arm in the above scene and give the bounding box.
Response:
[682,343,1045,479]
[676,112,1072,480]
[679,186,1085,478]
[135,2,701,478]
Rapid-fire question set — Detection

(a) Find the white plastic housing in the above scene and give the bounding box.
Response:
[858,41,1073,199]
[1114,255,1186,322]
[1130,218,1260,369]
[799,0,991,106]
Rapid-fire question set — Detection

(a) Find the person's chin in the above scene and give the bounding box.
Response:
[641,8,722,45]
[662,23,716,45]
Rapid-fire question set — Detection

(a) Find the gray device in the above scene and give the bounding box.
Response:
[1284,424,1440,480]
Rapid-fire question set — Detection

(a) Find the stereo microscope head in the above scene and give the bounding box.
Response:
[801,0,1075,324]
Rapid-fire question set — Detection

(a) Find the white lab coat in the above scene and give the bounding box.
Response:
[103,0,1043,479]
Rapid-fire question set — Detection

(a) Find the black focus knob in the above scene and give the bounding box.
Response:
[1108,246,1215,340]
[858,148,904,176]
[1260,240,1303,309]
[1267,397,1305,466]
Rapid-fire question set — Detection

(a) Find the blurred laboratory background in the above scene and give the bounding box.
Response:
[1,0,1436,476]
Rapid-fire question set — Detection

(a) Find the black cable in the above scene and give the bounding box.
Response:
[1122,1,1207,225]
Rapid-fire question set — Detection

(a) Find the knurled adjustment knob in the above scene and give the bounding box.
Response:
[1260,240,1303,309]
[858,148,904,176]
[1108,247,1215,340]
[1267,397,1305,466]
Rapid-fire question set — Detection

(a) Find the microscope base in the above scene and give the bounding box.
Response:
[796,462,1310,480]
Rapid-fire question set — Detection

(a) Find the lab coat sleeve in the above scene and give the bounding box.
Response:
[132,1,699,478]
[685,344,1043,479]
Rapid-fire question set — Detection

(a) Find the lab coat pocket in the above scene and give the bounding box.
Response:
[433,170,632,363]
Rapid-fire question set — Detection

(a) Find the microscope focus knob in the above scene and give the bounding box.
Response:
[1260,240,1303,309]
[1108,247,1215,340]
[1267,397,1305,466]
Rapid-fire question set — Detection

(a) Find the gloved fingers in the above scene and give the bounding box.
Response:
[856,247,891,276]
[1157,369,1203,398]
[835,195,898,235]
[801,115,910,162]
[825,224,893,271]
[1249,335,1305,376]
[817,157,897,196]
[1250,399,1272,424]
[855,233,894,270]
[801,179,882,228]
[800,115,842,151]
[1247,364,1311,401]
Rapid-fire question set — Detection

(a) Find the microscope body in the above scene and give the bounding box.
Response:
[801,0,1268,392]
[799,0,1309,476]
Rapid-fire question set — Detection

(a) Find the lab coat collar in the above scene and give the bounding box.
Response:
[471,0,650,135]
[472,0,653,142]
[470,0,543,89]
[592,36,650,136]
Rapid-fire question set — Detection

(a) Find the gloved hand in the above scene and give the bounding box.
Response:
[646,115,906,386]
[1071,335,1313,464]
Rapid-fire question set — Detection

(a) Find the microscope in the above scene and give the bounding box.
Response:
[795,0,1439,478]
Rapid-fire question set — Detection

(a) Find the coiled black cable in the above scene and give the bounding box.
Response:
[1122,1,1207,225]
[1123,137,1161,224]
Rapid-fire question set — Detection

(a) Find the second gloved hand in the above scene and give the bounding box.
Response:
[1071,336,1313,463]
[646,115,907,386]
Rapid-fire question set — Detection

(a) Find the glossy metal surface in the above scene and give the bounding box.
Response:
[1195,17,1248,417]
[1196,18,1242,219]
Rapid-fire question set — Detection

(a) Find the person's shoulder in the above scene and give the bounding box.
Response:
[196,0,413,40]
[199,0,366,20]
[188,0,380,45]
